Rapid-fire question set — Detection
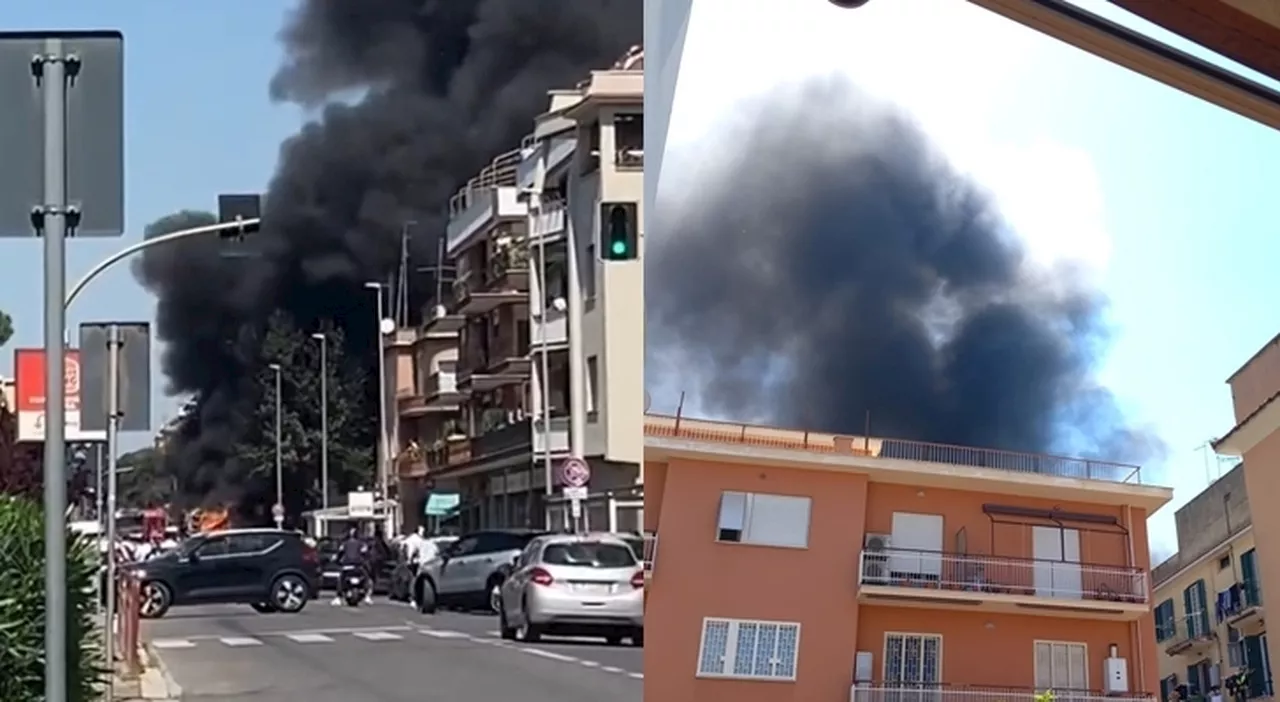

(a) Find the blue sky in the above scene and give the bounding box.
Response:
[0,2,305,448]
[657,0,1280,555]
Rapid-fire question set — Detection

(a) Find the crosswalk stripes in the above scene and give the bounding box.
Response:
[221,637,263,647]
[352,631,403,641]
[286,633,335,644]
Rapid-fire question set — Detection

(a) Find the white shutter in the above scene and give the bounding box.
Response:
[890,513,944,576]
[1034,642,1088,691]
[744,494,811,548]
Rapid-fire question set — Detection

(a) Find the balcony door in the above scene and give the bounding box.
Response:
[1032,526,1082,598]
[890,513,943,579]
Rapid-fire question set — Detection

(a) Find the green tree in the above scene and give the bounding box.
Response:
[116,447,177,509]
[0,308,12,348]
[234,312,374,522]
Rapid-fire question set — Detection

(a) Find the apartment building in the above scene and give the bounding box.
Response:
[393,47,644,533]
[1213,331,1280,692]
[1150,463,1271,701]
[520,46,645,533]
[643,414,1174,702]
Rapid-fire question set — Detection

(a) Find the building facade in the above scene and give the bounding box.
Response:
[1150,463,1270,701]
[1213,331,1280,695]
[391,48,644,534]
[643,414,1173,702]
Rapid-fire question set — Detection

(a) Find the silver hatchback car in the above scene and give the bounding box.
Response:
[497,533,644,646]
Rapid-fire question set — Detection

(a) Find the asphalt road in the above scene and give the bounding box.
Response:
[143,599,642,701]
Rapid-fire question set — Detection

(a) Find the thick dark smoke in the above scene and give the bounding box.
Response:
[134,0,641,511]
[647,82,1163,467]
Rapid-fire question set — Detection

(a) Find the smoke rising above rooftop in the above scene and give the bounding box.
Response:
[646,81,1162,466]
[134,0,642,509]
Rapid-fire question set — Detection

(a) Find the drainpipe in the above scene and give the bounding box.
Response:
[1125,504,1146,690]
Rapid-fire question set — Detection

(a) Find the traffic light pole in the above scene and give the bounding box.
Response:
[565,206,588,534]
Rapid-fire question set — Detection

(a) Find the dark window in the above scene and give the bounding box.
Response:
[227,533,280,555]
[195,537,231,558]
[541,542,636,568]
[1154,599,1176,642]
[448,535,480,557]
[1219,554,1231,570]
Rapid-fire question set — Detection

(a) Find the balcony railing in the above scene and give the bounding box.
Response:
[473,418,532,458]
[858,548,1148,604]
[851,684,1154,702]
[644,415,1146,485]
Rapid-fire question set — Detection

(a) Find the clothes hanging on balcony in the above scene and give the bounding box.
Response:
[1216,584,1243,622]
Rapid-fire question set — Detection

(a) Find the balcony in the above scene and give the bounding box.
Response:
[857,548,1149,620]
[1163,617,1216,657]
[427,437,472,472]
[452,254,529,317]
[851,684,1153,702]
[1224,581,1264,636]
[420,303,465,336]
[529,202,567,242]
[398,368,465,418]
[533,416,570,454]
[472,418,533,460]
[645,415,1148,485]
[445,151,526,256]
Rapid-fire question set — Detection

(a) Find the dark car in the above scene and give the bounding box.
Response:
[129,528,321,619]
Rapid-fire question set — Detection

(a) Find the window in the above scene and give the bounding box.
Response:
[1241,548,1261,606]
[696,617,800,681]
[1219,554,1232,570]
[1159,675,1178,702]
[226,533,279,555]
[716,492,811,549]
[1155,599,1177,642]
[195,536,231,558]
[1228,627,1245,668]
[884,633,942,687]
[1034,641,1087,691]
[1185,659,1211,696]
[1183,579,1210,638]
[541,542,636,568]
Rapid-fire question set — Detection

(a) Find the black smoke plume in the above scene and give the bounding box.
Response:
[134,0,641,511]
[647,82,1163,469]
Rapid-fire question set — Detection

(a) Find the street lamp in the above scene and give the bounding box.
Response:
[311,332,330,510]
[364,281,393,532]
[268,363,284,528]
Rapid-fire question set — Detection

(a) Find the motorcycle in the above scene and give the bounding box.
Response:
[339,565,370,607]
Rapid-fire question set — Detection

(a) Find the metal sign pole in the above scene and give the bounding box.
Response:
[38,40,71,702]
[103,323,122,691]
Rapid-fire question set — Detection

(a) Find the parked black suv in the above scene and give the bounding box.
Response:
[129,529,321,619]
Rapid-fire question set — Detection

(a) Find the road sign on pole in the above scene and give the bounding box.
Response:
[272,503,285,527]
[560,457,591,488]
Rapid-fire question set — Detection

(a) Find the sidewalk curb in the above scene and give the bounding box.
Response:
[138,644,183,700]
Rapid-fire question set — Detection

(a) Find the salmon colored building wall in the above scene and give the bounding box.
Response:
[643,457,1159,702]
[1228,337,1280,421]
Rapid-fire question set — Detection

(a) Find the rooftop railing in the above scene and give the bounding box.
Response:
[644,414,1145,485]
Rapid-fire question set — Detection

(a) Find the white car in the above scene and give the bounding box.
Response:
[497,533,644,646]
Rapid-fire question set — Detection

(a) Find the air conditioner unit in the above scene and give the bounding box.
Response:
[862,533,891,584]
[864,533,892,551]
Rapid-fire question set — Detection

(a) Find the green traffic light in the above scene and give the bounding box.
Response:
[611,240,628,256]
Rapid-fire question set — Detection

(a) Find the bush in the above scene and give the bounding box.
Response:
[0,495,104,701]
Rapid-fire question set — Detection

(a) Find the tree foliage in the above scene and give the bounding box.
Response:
[233,312,375,523]
[0,307,12,349]
[0,496,104,701]
[116,446,175,509]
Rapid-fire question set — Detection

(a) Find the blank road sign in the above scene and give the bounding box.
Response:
[0,30,124,237]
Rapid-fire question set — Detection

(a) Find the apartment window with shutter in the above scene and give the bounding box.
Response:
[1159,675,1178,702]
[696,617,801,681]
[1155,599,1177,642]
[1183,579,1210,638]
[716,491,811,549]
[1034,641,1088,692]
